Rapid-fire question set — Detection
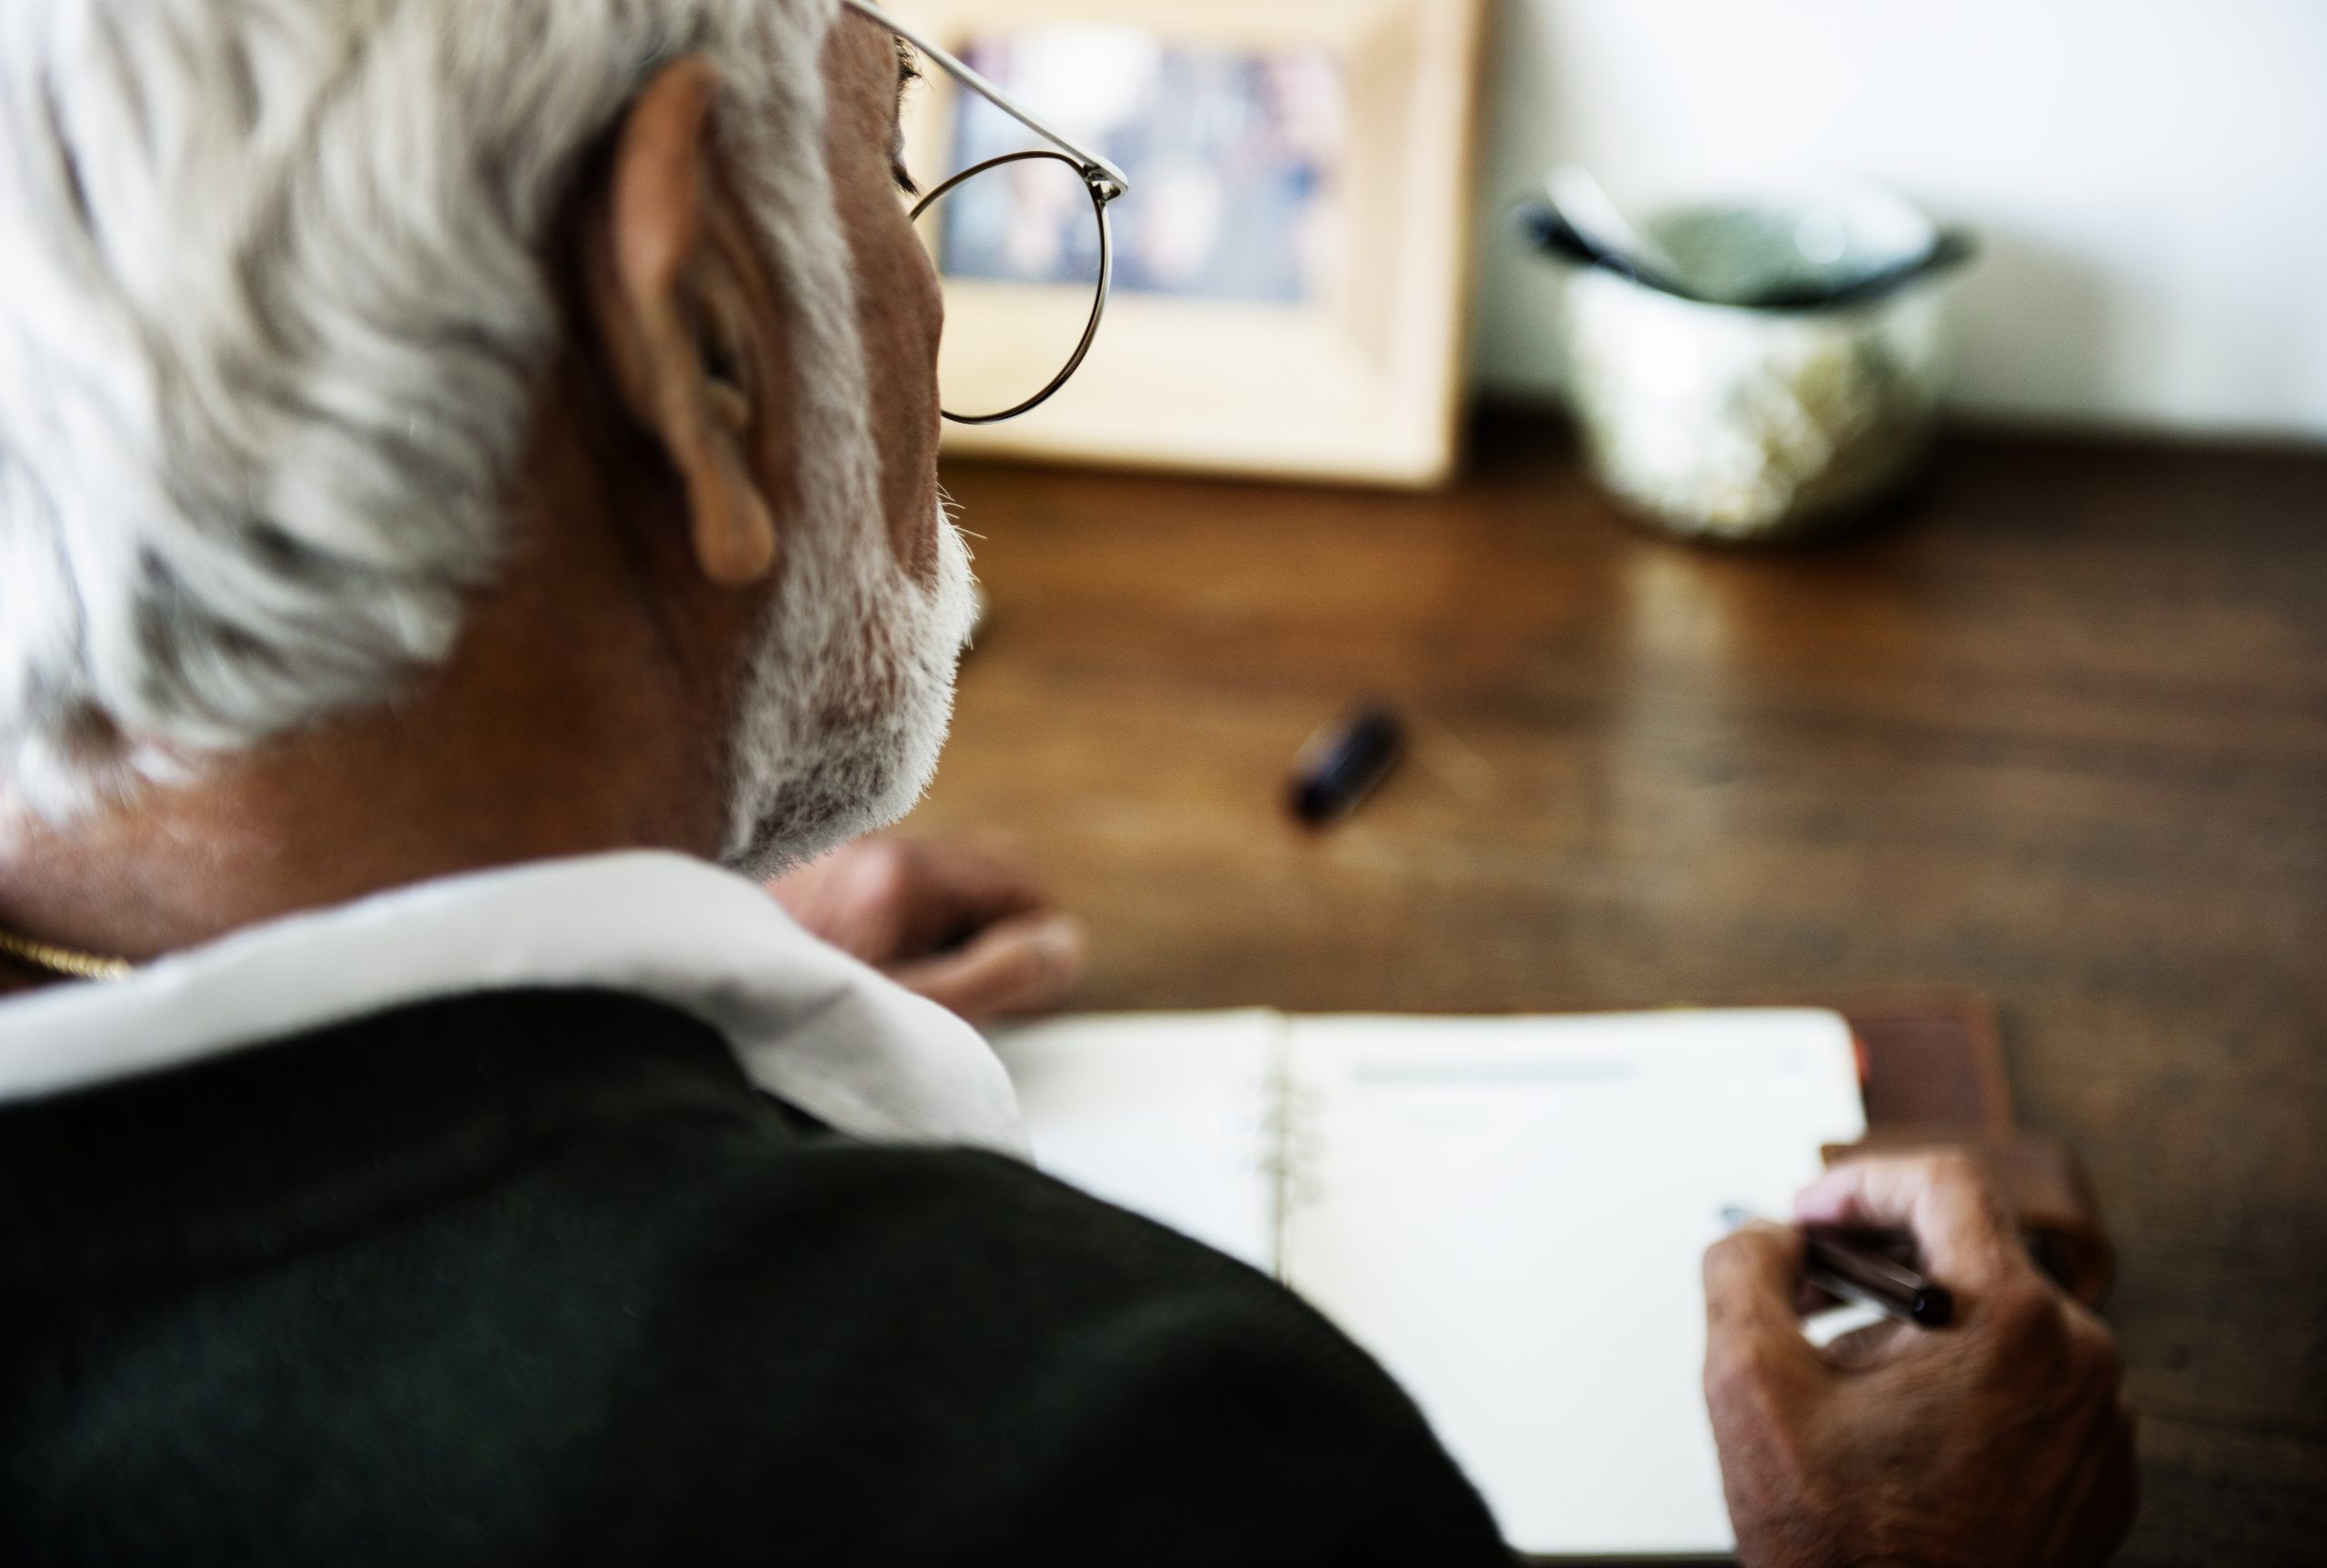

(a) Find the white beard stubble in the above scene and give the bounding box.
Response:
[718,500,978,880]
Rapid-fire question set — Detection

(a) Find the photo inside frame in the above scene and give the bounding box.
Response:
[937,28,1350,308]
[898,0,1483,486]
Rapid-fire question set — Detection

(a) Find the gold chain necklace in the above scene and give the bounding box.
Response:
[0,927,135,984]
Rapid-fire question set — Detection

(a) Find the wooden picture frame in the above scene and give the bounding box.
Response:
[894,0,1488,488]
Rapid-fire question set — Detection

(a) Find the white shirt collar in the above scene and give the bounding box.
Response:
[0,852,1028,1155]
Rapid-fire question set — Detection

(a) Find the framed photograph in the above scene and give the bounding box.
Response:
[894,0,1488,487]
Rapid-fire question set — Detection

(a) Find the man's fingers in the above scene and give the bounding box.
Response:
[891,913,1086,1023]
[774,836,1058,965]
[914,835,1049,918]
[885,838,1054,954]
[1794,1153,2029,1291]
[1704,1223,1825,1393]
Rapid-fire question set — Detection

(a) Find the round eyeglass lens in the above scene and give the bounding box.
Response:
[913,150,1109,424]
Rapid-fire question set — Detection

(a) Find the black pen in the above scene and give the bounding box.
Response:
[1722,1207,1955,1329]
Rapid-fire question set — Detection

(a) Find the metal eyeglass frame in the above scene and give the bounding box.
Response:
[840,0,1131,424]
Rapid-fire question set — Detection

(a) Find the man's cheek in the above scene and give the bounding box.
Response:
[914,246,944,368]
[863,291,941,578]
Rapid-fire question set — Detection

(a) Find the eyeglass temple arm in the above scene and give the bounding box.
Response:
[838,0,1130,196]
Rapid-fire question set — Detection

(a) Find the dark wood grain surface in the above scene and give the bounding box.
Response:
[913,413,2327,1566]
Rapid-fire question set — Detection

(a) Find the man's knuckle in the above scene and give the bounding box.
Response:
[1923,1148,1989,1196]
[2065,1313,2125,1388]
[1982,1283,2070,1365]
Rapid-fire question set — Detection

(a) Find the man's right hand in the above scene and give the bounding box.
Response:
[1703,1153,2138,1567]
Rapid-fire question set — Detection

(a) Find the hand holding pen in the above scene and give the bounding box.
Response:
[1703,1153,2137,1568]
[1719,1205,1954,1327]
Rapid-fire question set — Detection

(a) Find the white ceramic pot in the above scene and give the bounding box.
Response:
[1562,181,1962,543]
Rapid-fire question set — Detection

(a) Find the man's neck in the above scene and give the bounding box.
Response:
[0,724,719,967]
[0,594,734,967]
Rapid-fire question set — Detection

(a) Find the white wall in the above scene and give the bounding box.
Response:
[1472,0,2327,441]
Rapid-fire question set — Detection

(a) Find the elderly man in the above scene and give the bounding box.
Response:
[0,2,2133,1563]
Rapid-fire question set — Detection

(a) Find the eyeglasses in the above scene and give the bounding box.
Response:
[840,0,1130,424]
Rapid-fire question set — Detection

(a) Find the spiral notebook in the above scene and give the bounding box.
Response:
[988,1008,1868,1561]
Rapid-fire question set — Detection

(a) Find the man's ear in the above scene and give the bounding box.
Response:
[580,56,784,587]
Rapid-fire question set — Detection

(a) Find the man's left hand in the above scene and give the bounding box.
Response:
[768,836,1086,1024]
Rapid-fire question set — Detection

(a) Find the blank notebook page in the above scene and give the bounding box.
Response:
[989,1008,1865,1560]
[1279,1010,1865,1558]
[992,1009,1278,1271]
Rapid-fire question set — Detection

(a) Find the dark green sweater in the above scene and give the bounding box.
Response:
[0,989,1512,1565]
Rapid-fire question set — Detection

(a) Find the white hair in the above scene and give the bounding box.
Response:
[0,0,914,830]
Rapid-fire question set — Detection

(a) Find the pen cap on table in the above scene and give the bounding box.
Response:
[1288,705,1405,826]
[1530,178,1972,544]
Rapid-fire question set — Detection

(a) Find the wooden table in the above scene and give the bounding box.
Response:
[914,413,2327,1566]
